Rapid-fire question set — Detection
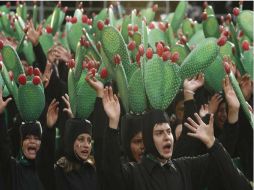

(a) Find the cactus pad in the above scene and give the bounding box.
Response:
[18,81,45,121]
[237,11,253,41]
[179,38,219,80]
[202,15,220,38]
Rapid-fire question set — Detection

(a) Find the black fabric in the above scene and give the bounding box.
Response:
[20,121,42,141]
[55,161,97,190]
[103,127,252,190]
[121,114,143,161]
[142,109,170,159]
[64,118,92,162]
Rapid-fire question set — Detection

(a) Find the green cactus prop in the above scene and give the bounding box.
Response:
[18,80,45,122]
[229,71,254,128]
[202,15,220,38]
[1,45,25,83]
[237,11,253,41]
[241,47,254,79]
[143,55,181,110]
[128,68,148,113]
[39,32,54,55]
[171,44,190,66]
[16,3,27,21]
[182,18,195,39]
[204,55,225,92]
[148,28,166,52]
[179,38,219,80]
[171,1,188,33]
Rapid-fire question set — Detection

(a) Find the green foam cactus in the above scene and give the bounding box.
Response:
[202,16,220,38]
[179,38,219,80]
[143,55,181,110]
[171,1,188,33]
[1,45,25,83]
[39,32,54,55]
[171,44,190,65]
[204,55,225,92]
[67,22,84,53]
[182,18,195,39]
[241,47,254,79]
[148,28,166,52]
[128,68,148,113]
[237,10,253,41]
[18,79,45,122]
[229,71,254,128]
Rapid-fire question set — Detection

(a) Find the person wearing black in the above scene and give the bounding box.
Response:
[101,86,251,190]
[55,118,97,190]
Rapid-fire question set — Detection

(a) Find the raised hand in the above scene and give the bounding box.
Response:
[223,75,240,123]
[0,88,12,114]
[183,73,204,101]
[199,104,209,118]
[102,86,120,129]
[25,20,42,46]
[46,99,59,128]
[184,113,215,148]
[42,62,53,88]
[239,74,253,101]
[184,73,205,92]
[62,93,74,118]
[208,93,223,114]
[85,71,104,98]
[54,45,72,63]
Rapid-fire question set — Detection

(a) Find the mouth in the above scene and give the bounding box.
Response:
[81,150,89,154]
[162,143,172,154]
[27,146,37,154]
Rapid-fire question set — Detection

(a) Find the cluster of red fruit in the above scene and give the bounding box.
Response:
[17,67,41,85]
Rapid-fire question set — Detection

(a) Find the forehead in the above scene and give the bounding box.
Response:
[76,133,91,139]
[153,123,171,131]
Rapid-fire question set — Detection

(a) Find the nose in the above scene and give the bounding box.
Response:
[163,131,171,141]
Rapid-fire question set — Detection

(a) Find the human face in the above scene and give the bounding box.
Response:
[216,102,227,128]
[73,133,92,161]
[153,123,174,160]
[130,132,144,162]
[22,135,41,160]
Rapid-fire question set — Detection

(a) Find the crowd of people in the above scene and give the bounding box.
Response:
[0,1,253,190]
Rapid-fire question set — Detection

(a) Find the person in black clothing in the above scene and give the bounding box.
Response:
[54,118,97,190]
[0,89,55,190]
[101,86,251,190]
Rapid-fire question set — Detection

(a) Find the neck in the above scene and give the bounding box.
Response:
[157,157,169,165]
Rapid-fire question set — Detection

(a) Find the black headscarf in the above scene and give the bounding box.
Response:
[20,121,42,141]
[64,118,92,162]
[121,114,143,162]
[142,109,170,159]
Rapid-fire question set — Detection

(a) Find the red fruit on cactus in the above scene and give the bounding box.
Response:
[222,30,229,37]
[156,42,164,57]
[0,40,4,50]
[149,22,155,29]
[68,59,75,68]
[170,52,179,62]
[100,68,108,79]
[9,71,14,81]
[133,24,139,32]
[128,30,134,37]
[33,68,41,76]
[104,18,110,25]
[0,62,2,70]
[71,17,77,24]
[97,20,104,30]
[217,36,227,46]
[233,7,240,16]
[152,4,158,12]
[33,76,41,85]
[163,46,170,52]
[138,44,145,56]
[46,26,53,34]
[238,31,244,38]
[87,18,93,25]
[202,12,208,20]
[146,48,153,59]
[136,52,141,63]
[128,41,136,51]
[27,66,33,76]
[18,74,26,85]
[224,62,231,74]
[162,51,171,61]
[114,54,121,65]
[82,15,88,23]
[242,40,250,51]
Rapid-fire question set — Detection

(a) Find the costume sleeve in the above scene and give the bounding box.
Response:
[103,127,132,190]
[33,43,47,73]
